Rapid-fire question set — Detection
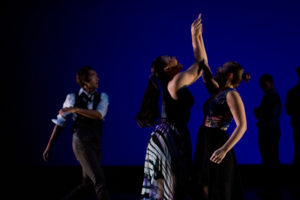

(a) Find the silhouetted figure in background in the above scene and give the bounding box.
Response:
[254,73,282,200]
[43,66,110,200]
[285,66,300,200]
[285,66,300,167]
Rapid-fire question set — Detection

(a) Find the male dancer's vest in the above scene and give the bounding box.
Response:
[72,91,103,144]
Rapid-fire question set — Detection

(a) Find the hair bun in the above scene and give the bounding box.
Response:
[242,72,251,82]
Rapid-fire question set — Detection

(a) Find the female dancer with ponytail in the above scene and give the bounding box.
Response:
[136,14,204,200]
[191,14,250,200]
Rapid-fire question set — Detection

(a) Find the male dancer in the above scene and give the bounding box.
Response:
[43,66,110,200]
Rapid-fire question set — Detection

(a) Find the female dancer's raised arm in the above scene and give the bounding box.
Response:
[167,14,205,99]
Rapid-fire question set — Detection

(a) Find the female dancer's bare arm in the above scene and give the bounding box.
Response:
[168,13,204,99]
[196,15,219,92]
[210,90,247,164]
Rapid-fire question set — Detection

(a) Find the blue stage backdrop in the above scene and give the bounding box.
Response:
[8,0,300,166]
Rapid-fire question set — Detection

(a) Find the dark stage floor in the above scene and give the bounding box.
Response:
[6,165,300,200]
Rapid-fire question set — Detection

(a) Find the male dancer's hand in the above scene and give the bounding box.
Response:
[43,146,50,162]
[42,124,64,162]
[60,107,77,115]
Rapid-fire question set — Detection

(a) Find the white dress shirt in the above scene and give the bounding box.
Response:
[52,88,109,127]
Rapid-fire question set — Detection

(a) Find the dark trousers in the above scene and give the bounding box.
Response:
[258,127,281,192]
[291,124,300,200]
[64,134,110,200]
[292,124,300,166]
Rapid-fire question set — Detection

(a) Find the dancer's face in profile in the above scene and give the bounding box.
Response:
[234,69,243,87]
[84,70,99,92]
[161,56,183,79]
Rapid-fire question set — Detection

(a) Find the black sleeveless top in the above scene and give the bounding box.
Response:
[161,87,194,128]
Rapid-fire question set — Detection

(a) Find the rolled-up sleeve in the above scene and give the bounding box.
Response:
[96,92,109,119]
[51,93,76,127]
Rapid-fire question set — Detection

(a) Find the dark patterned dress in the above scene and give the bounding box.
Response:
[192,88,245,200]
[141,87,194,200]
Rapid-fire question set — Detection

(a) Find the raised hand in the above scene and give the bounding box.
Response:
[191,13,202,37]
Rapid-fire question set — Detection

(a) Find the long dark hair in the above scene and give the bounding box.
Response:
[215,61,250,88]
[136,56,168,128]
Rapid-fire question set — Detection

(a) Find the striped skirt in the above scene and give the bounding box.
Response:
[141,122,192,200]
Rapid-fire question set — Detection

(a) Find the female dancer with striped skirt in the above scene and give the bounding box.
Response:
[136,14,204,200]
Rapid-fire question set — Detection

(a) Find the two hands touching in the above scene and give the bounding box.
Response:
[191,13,203,37]
[44,14,228,165]
[192,13,229,165]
